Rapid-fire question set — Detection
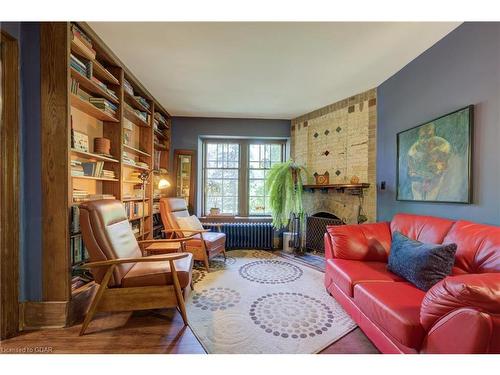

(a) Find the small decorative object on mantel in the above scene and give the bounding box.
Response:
[313,171,329,185]
[350,175,360,184]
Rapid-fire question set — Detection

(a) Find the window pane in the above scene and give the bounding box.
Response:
[204,142,240,215]
[248,143,284,215]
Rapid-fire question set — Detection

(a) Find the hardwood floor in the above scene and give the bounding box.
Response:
[0,308,378,354]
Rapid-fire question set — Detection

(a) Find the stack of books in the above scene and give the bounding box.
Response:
[153,112,168,130]
[127,171,142,183]
[122,151,135,165]
[89,97,118,116]
[70,54,91,79]
[102,170,116,179]
[91,76,118,101]
[73,188,88,202]
[87,194,115,200]
[126,103,149,123]
[70,205,81,234]
[71,160,84,176]
[71,24,96,59]
[134,95,150,110]
[123,78,134,96]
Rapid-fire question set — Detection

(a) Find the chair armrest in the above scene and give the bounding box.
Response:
[420,273,500,330]
[80,253,190,269]
[162,228,210,234]
[138,236,195,245]
[325,222,391,261]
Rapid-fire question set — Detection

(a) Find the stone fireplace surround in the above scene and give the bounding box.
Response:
[290,88,377,252]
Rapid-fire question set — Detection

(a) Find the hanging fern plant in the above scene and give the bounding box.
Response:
[265,160,307,230]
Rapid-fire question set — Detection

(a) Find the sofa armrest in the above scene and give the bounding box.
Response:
[421,307,494,353]
[325,222,391,261]
[420,273,500,330]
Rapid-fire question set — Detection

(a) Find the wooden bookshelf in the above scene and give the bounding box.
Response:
[40,22,172,328]
[70,94,119,122]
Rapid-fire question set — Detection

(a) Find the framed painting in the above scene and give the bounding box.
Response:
[396,105,473,203]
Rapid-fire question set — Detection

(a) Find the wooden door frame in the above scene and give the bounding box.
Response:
[173,149,196,213]
[0,29,20,340]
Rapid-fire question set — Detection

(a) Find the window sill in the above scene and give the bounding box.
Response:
[199,216,272,223]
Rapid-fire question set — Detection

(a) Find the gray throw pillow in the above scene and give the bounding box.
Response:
[387,231,457,291]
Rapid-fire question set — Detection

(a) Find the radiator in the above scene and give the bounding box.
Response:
[204,222,274,250]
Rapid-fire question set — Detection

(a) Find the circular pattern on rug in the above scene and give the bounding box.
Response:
[239,260,303,284]
[192,287,241,311]
[249,250,276,259]
[249,292,335,339]
[192,269,206,285]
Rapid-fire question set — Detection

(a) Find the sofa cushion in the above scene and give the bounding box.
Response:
[326,258,404,297]
[326,222,391,262]
[122,253,193,288]
[391,213,455,244]
[354,282,426,349]
[388,232,457,291]
[443,221,500,274]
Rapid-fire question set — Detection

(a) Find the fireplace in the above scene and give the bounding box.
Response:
[305,212,344,253]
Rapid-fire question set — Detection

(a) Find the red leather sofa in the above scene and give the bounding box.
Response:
[324,213,500,354]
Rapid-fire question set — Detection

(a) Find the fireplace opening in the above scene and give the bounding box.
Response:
[305,212,344,253]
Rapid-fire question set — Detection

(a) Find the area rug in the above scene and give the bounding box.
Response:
[186,250,356,354]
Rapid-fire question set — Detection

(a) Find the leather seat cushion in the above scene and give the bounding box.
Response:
[122,253,193,288]
[326,258,404,297]
[354,282,426,349]
[187,232,226,250]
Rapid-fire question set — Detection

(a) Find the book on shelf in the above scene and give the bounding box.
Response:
[81,161,116,178]
[71,24,93,49]
[70,53,92,79]
[89,97,118,114]
[124,201,149,219]
[70,78,80,95]
[125,103,149,123]
[71,31,96,60]
[134,95,150,110]
[123,78,134,96]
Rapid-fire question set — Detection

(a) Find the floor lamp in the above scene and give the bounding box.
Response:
[138,170,170,238]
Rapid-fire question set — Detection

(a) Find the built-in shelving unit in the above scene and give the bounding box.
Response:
[40,22,173,327]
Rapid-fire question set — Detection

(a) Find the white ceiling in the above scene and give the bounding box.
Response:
[89,22,461,119]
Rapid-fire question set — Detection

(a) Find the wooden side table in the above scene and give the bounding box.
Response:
[145,241,183,255]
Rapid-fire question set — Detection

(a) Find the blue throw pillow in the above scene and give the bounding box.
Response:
[387,231,457,291]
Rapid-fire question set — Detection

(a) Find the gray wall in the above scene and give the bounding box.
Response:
[1,22,42,301]
[377,22,500,225]
[171,116,291,213]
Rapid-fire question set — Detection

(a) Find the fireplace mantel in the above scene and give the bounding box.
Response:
[303,183,370,195]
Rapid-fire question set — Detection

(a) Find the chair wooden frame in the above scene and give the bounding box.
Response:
[78,237,193,336]
[163,228,226,272]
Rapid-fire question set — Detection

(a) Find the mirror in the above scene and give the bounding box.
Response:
[174,149,196,212]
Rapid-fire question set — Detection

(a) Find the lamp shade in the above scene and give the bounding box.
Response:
[158,178,170,189]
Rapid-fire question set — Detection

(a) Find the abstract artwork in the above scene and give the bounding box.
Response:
[397,106,473,203]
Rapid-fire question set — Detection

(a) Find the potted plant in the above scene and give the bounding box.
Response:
[265,160,307,230]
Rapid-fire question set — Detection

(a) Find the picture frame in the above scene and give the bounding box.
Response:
[396,105,473,204]
[72,129,89,152]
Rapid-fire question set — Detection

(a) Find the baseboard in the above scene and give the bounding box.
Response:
[19,301,69,330]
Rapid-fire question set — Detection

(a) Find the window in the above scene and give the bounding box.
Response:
[202,139,286,216]
[204,142,240,215]
[248,143,284,215]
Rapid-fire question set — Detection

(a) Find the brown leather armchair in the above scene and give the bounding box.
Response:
[160,197,226,271]
[78,199,194,335]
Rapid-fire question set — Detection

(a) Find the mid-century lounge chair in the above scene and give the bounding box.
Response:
[78,199,194,335]
[160,197,226,272]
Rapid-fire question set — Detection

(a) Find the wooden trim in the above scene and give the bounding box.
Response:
[40,22,71,302]
[0,29,20,340]
[19,302,68,330]
[173,149,196,213]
